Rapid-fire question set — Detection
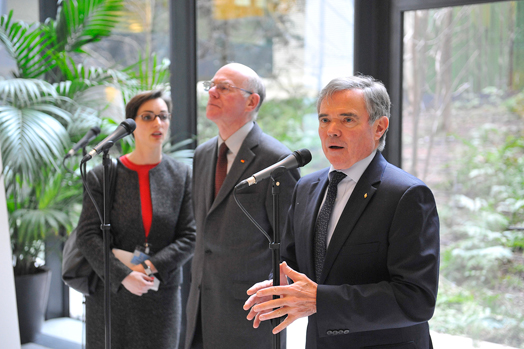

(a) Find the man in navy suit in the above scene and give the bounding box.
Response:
[244,75,440,349]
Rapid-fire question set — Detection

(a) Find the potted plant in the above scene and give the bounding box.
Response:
[1,0,196,343]
[0,0,124,343]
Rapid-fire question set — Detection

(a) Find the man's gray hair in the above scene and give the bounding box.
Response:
[244,73,266,120]
[317,75,391,151]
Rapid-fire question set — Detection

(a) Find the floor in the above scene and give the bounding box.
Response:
[21,318,84,349]
[21,317,519,349]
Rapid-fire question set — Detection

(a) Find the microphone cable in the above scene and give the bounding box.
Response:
[62,156,76,174]
[80,159,104,224]
[233,187,272,243]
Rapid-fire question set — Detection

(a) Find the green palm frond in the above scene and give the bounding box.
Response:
[0,78,58,107]
[0,11,60,78]
[163,138,195,166]
[0,11,16,58]
[55,0,124,53]
[55,61,128,98]
[11,208,72,243]
[9,165,82,250]
[0,107,70,179]
[121,53,171,104]
[0,79,71,182]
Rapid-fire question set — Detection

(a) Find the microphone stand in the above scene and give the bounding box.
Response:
[101,148,113,349]
[233,167,289,349]
[270,167,287,349]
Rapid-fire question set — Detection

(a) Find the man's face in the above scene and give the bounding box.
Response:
[206,65,253,125]
[318,89,388,170]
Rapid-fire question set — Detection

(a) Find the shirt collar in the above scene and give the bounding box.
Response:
[217,121,254,155]
[329,150,377,183]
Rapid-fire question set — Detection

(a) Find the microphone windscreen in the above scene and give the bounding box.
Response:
[295,149,312,167]
[122,119,137,133]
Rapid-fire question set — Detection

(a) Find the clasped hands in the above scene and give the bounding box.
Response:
[243,262,318,334]
[122,262,156,296]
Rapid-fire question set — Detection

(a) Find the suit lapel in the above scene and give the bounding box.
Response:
[209,123,261,213]
[201,139,218,214]
[320,153,387,284]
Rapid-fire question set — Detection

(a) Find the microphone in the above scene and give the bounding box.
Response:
[81,119,136,162]
[64,126,101,159]
[236,149,312,190]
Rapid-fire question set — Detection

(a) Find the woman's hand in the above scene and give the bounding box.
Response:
[122,271,154,296]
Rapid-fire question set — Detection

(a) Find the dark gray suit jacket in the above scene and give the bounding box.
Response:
[185,123,299,349]
[282,152,440,349]
[77,156,196,349]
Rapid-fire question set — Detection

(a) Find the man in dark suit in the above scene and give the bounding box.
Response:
[185,63,299,349]
[244,75,440,349]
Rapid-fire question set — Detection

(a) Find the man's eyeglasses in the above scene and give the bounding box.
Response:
[137,112,171,122]
[203,81,253,95]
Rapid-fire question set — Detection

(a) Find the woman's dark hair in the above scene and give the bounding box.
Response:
[125,90,172,120]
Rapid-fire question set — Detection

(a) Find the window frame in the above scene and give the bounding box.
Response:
[353,0,515,167]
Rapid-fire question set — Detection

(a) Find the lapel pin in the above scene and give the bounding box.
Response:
[364,193,368,198]
[241,159,245,163]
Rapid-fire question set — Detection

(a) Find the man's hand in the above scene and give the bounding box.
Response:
[244,262,317,334]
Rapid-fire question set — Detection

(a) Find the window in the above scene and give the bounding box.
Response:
[196,0,355,174]
[402,2,524,346]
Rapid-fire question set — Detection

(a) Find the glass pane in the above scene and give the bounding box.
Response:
[78,0,170,68]
[196,0,355,175]
[402,2,524,347]
[64,0,172,317]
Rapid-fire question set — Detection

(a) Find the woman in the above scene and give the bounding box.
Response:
[76,90,196,348]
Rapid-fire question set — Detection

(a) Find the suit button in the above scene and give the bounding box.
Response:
[205,249,212,254]
[343,330,350,334]
[327,330,333,336]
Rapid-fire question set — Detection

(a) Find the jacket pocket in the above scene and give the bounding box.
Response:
[363,341,416,349]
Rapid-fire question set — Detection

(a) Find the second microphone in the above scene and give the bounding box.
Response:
[236,148,312,190]
[81,119,136,163]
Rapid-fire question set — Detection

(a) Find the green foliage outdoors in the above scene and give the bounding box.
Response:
[431,100,524,347]
[257,97,329,174]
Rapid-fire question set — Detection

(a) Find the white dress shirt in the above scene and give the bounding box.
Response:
[217,121,254,173]
[322,150,377,247]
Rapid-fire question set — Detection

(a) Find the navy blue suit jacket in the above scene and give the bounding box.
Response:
[281,152,440,349]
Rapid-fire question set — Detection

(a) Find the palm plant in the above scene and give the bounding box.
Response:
[0,0,125,275]
[1,0,195,276]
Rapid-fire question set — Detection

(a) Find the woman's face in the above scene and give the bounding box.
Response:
[133,98,170,150]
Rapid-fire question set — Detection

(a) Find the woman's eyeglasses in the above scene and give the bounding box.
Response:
[137,112,171,122]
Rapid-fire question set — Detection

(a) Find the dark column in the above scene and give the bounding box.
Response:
[39,0,58,22]
[169,0,198,146]
[353,0,400,165]
[169,1,197,348]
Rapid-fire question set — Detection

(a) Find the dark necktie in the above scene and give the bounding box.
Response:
[214,142,228,198]
[314,171,347,282]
